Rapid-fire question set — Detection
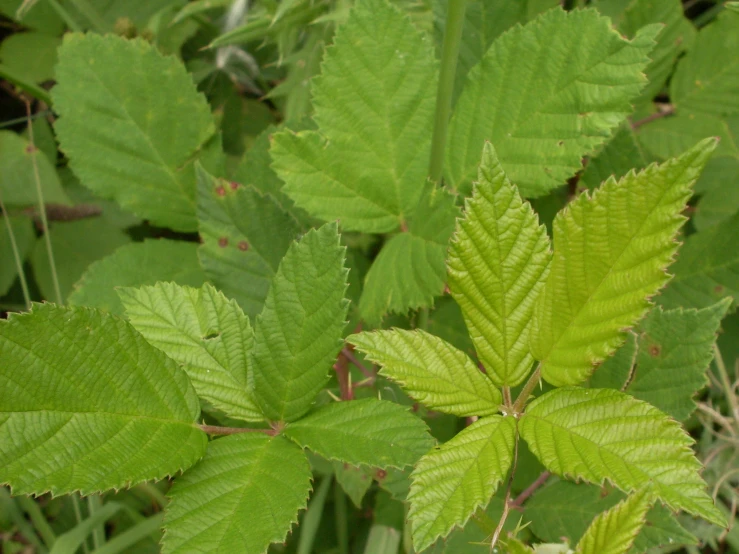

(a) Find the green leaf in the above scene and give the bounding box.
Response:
[0,32,60,84]
[445,8,659,197]
[670,9,739,117]
[519,387,725,526]
[658,212,739,309]
[50,502,123,554]
[433,0,559,103]
[579,125,648,190]
[333,461,373,508]
[0,304,207,496]
[0,216,34,297]
[197,164,302,320]
[163,434,311,554]
[348,329,502,417]
[530,139,716,386]
[588,333,637,390]
[358,184,459,323]
[119,282,262,422]
[284,398,434,468]
[270,0,437,233]
[408,416,516,552]
[0,130,70,206]
[252,223,349,421]
[632,504,697,552]
[623,299,732,420]
[447,143,551,386]
[68,239,205,316]
[694,156,739,231]
[574,490,651,554]
[363,525,401,554]
[53,33,215,231]
[32,218,130,302]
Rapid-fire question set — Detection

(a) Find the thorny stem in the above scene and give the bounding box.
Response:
[198,424,278,436]
[334,347,353,400]
[510,471,551,509]
[491,429,519,550]
[428,0,467,183]
[341,346,374,380]
[512,364,542,414]
[713,344,739,423]
[25,100,63,305]
[630,104,675,130]
[0,192,31,310]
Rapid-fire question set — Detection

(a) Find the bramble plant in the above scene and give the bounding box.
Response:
[1,0,738,553]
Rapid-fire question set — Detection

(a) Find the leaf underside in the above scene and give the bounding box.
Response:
[530,139,716,386]
[520,387,725,527]
[0,304,206,496]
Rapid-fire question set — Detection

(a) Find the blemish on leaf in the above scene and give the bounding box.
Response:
[215,185,226,197]
[714,285,724,293]
[648,344,661,357]
[238,241,249,251]
[229,181,240,190]
[218,237,228,247]
[203,332,220,340]
[375,469,387,480]
[25,144,37,154]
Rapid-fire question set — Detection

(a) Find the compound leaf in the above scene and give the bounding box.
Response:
[408,416,516,552]
[446,8,659,197]
[163,434,311,554]
[670,9,739,117]
[270,0,437,233]
[448,143,551,386]
[358,185,458,323]
[252,223,349,422]
[520,387,724,527]
[575,490,651,554]
[530,139,716,386]
[349,328,501,417]
[284,398,434,469]
[624,299,732,420]
[197,164,301,320]
[68,239,206,316]
[119,282,262,422]
[658,211,739,309]
[0,304,207,496]
[53,33,215,231]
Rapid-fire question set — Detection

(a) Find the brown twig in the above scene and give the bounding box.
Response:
[23,203,103,225]
[631,104,675,130]
[342,347,374,379]
[198,424,277,436]
[334,347,353,400]
[510,471,552,509]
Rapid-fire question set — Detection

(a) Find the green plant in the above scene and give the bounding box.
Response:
[1,0,738,553]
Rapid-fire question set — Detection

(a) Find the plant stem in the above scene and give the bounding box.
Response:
[88,495,106,549]
[17,496,56,549]
[713,344,739,423]
[417,307,429,330]
[333,482,349,554]
[428,0,467,183]
[631,104,674,130]
[510,471,551,509]
[197,424,277,436]
[491,430,519,549]
[25,100,63,305]
[0,193,31,310]
[512,364,542,414]
[71,494,90,554]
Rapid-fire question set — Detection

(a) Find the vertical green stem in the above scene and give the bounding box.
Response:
[17,496,56,549]
[71,495,90,554]
[26,101,63,305]
[428,0,467,184]
[713,344,739,423]
[88,494,107,549]
[333,481,348,554]
[0,194,31,310]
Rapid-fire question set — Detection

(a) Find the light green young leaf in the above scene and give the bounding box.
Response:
[530,139,716,387]
[163,434,311,554]
[575,490,651,554]
[119,282,262,422]
[252,223,349,422]
[358,184,459,323]
[197,164,301,319]
[348,329,501,417]
[670,9,739,117]
[520,387,725,527]
[0,130,70,206]
[68,239,206,316]
[53,33,215,231]
[658,211,739,309]
[270,0,437,233]
[408,416,516,552]
[32,217,130,302]
[624,299,732,420]
[0,304,207,496]
[448,143,550,386]
[445,8,659,197]
[284,398,434,468]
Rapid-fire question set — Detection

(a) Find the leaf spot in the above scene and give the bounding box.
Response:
[218,237,228,247]
[238,241,249,251]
